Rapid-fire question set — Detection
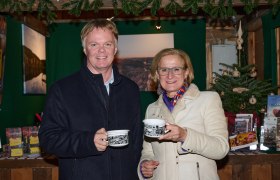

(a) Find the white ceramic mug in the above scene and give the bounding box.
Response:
[143,119,166,138]
[107,130,129,147]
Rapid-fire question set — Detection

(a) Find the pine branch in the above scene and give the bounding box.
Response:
[240,0,257,14]
[112,0,119,16]
[121,0,143,15]
[36,0,57,23]
[1,0,279,23]
[164,0,182,15]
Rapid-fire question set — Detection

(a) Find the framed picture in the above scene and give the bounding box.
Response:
[116,33,174,91]
[22,24,46,94]
[0,16,6,105]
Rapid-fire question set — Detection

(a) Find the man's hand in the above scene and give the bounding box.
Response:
[94,128,108,151]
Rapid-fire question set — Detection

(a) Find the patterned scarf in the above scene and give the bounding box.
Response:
[162,83,189,112]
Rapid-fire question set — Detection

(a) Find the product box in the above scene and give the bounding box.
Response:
[263,116,277,148]
[236,114,253,132]
[6,128,23,157]
[22,126,40,154]
[276,118,280,151]
[267,95,280,117]
[234,118,249,134]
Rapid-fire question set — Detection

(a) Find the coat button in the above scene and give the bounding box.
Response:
[176,162,179,164]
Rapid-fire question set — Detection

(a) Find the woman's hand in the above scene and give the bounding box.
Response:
[159,123,187,142]
[140,160,159,178]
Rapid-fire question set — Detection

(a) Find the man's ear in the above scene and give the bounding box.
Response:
[114,47,118,55]
[83,48,87,55]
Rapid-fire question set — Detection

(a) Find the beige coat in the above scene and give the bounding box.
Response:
[138,84,229,180]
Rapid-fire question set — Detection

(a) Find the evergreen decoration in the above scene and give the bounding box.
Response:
[0,0,280,23]
[210,63,277,114]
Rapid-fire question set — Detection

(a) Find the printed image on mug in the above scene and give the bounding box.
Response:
[143,119,166,138]
[107,130,129,147]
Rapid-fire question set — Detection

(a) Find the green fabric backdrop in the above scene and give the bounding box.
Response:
[1,15,279,145]
[262,12,280,86]
[46,19,206,119]
[1,18,206,144]
[0,17,46,143]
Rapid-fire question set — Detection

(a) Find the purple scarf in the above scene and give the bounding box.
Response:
[162,83,189,112]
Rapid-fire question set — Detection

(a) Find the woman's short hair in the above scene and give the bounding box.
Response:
[80,19,118,48]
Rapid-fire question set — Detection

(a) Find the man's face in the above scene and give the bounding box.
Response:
[83,28,117,73]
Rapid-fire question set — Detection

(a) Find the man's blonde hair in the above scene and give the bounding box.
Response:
[81,20,118,48]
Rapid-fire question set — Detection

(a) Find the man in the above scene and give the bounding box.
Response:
[39,19,143,180]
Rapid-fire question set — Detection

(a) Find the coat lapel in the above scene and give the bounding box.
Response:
[151,84,201,124]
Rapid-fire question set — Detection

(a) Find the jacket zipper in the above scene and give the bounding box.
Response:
[72,158,77,179]
[196,162,200,180]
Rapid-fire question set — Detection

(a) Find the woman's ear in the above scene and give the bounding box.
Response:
[155,72,159,79]
[184,68,189,79]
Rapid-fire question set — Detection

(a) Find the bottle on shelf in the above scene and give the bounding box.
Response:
[249,120,258,150]
[260,113,269,151]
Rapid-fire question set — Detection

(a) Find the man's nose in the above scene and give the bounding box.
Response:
[98,46,106,52]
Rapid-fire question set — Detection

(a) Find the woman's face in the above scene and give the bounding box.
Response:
[157,54,189,97]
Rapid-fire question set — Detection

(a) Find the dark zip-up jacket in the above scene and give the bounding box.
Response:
[39,65,143,180]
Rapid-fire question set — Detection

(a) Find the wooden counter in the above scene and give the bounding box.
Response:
[0,152,280,180]
[0,155,58,180]
[217,151,280,180]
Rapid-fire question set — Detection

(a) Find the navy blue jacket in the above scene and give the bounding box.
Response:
[39,65,143,180]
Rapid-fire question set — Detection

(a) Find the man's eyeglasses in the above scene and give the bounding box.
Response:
[157,67,186,76]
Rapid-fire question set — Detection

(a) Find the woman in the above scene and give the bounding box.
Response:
[138,48,229,180]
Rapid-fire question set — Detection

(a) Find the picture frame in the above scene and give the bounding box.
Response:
[234,118,249,134]
[22,24,46,95]
[116,33,174,91]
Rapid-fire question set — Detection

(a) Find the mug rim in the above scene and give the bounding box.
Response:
[107,129,129,135]
[143,118,165,126]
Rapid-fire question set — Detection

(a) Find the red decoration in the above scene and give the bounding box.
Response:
[225,112,261,136]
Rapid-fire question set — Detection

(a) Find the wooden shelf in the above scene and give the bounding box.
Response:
[217,152,280,180]
[0,152,280,180]
[0,156,58,180]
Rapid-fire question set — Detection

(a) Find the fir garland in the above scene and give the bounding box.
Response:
[0,0,279,23]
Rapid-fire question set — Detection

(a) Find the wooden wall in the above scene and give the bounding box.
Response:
[247,18,265,80]
[1,153,280,180]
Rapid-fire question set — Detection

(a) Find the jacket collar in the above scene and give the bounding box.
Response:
[111,64,122,86]
[182,83,200,100]
[153,84,200,123]
[81,64,122,86]
[156,83,200,105]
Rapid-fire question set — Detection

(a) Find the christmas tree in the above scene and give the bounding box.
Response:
[210,63,276,114]
[209,21,277,114]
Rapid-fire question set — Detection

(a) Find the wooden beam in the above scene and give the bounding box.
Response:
[15,14,48,36]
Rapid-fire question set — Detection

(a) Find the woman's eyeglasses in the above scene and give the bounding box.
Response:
[157,67,186,76]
